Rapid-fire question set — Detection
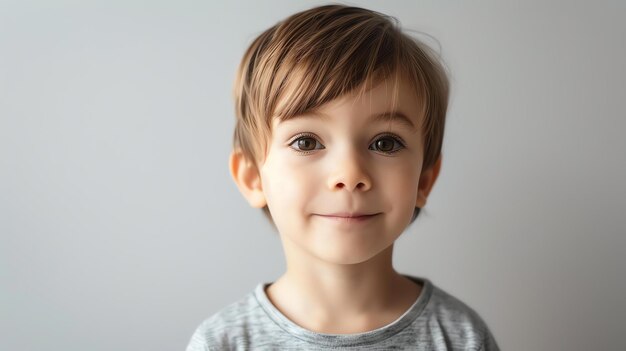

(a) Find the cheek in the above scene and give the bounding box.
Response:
[382,162,420,210]
[261,156,318,215]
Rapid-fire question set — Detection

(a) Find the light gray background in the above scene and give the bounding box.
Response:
[1,1,625,350]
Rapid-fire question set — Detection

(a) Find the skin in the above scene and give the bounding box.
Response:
[230,76,442,334]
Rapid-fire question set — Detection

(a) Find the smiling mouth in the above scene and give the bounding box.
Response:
[315,213,380,222]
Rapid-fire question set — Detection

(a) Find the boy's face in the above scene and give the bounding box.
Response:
[237,77,439,265]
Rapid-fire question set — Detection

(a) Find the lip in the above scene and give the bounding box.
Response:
[315,213,380,223]
[322,212,380,218]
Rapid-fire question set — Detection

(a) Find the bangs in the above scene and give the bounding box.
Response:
[258,7,422,124]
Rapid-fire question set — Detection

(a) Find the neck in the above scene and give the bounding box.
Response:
[266,243,422,334]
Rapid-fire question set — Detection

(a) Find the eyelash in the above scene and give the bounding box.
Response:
[288,132,406,155]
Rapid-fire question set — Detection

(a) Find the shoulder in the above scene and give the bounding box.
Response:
[427,283,487,326]
[185,290,265,351]
[420,281,499,350]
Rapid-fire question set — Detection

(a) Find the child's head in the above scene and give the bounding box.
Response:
[230,4,449,234]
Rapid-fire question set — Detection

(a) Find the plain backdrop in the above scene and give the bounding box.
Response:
[1,1,625,350]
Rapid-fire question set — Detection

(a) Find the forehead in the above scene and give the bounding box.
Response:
[273,76,424,132]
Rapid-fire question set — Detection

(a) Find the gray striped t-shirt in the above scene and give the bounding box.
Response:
[186,275,499,350]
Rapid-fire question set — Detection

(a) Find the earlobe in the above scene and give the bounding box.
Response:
[415,155,442,209]
[229,149,267,208]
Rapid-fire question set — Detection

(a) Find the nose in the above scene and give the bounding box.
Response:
[326,149,372,192]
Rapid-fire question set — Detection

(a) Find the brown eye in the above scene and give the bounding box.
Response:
[289,134,324,153]
[375,139,394,152]
[297,138,316,151]
[370,135,404,154]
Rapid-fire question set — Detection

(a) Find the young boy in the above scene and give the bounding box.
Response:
[187,4,499,350]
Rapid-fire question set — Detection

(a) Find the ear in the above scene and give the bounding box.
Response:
[229,149,267,208]
[415,154,442,209]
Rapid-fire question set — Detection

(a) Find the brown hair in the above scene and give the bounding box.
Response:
[232,4,450,225]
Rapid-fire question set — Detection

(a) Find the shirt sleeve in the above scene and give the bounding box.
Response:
[185,322,211,351]
[478,326,500,351]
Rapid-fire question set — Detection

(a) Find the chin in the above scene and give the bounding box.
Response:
[317,248,386,265]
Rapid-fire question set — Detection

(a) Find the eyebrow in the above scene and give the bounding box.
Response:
[281,110,418,132]
[369,111,417,132]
